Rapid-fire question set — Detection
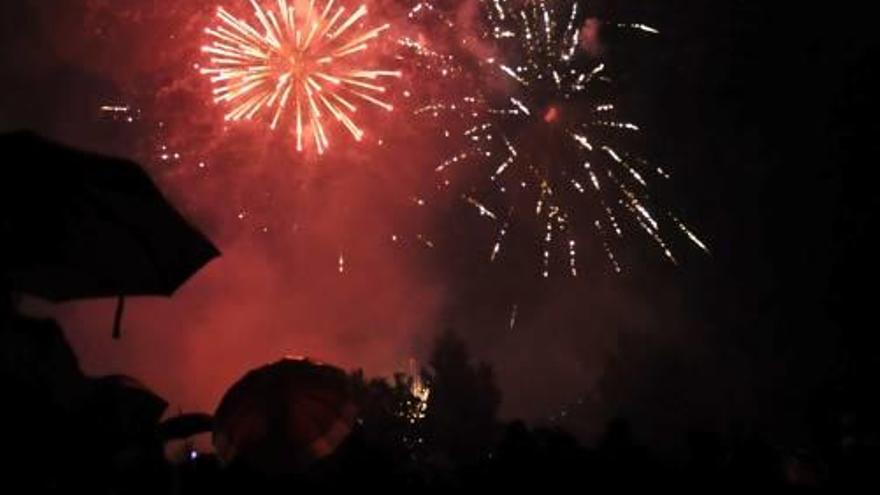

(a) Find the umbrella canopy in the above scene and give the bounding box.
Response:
[0,315,86,407]
[158,412,214,441]
[0,130,219,302]
[82,374,169,447]
[213,358,358,475]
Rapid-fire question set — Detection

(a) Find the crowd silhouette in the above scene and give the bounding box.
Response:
[1,132,877,491]
[2,293,878,493]
[3,0,879,489]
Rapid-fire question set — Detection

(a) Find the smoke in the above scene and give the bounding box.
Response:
[3,0,714,441]
[7,0,450,413]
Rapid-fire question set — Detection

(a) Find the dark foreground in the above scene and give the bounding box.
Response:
[2,302,878,494]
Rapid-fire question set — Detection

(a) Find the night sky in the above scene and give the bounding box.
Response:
[2,0,877,447]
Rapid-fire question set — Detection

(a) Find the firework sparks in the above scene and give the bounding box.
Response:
[509,303,518,330]
[408,0,707,276]
[99,103,141,123]
[404,358,430,424]
[201,0,401,154]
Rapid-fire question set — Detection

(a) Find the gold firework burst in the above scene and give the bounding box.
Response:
[202,0,401,154]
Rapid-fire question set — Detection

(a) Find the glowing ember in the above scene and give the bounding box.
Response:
[543,105,559,123]
[404,359,430,424]
[201,0,401,154]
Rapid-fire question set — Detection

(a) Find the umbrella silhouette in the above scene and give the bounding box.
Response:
[0,130,219,337]
[158,412,214,441]
[213,358,358,475]
[85,374,169,434]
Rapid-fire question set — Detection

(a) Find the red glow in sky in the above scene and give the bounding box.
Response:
[4,0,696,428]
[18,0,451,413]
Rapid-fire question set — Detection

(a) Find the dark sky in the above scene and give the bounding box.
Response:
[2,0,878,446]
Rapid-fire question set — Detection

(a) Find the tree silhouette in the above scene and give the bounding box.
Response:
[349,370,426,464]
[421,329,501,465]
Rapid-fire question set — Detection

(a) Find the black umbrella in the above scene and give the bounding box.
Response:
[83,374,169,445]
[214,358,358,474]
[158,412,214,441]
[0,130,219,337]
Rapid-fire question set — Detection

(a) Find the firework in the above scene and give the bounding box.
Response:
[201,0,401,154]
[404,358,430,424]
[408,0,707,276]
